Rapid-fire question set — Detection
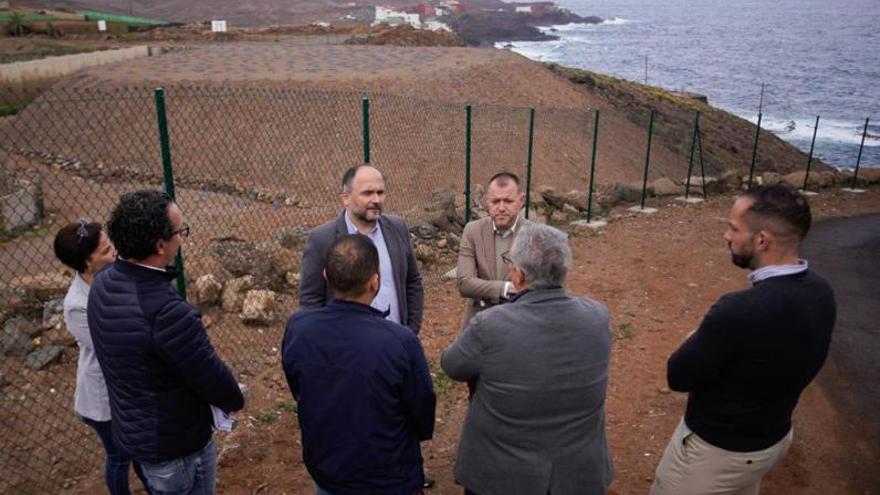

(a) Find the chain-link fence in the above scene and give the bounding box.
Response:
[1,80,874,493]
[0,85,599,493]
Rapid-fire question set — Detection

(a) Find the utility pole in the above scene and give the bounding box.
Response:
[644,55,648,85]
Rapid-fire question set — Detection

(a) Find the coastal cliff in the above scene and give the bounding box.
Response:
[446,2,601,45]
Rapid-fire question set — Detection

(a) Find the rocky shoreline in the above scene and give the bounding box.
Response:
[447,2,601,46]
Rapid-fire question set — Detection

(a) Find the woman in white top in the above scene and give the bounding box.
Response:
[54,220,151,495]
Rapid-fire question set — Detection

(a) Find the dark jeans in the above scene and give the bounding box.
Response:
[139,439,216,495]
[82,417,151,495]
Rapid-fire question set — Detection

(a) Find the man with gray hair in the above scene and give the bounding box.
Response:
[442,223,613,495]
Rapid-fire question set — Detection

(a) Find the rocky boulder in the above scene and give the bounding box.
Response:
[273,226,311,251]
[43,326,76,347]
[25,346,63,370]
[411,222,439,240]
[563,190,589,211]
[192,274,223,307]
[2,318,36,357]
[781,172,817,189]
[719,170,744,191]
[284,271,300,288]
[651,177,680,197]
[600,183,641,207]
[818,170,843,187]
[210,238,278,288]
[445,233,461,251]
[0,177,44,236]
[855,167,880,184]
[8,272,70,308]
[42,298,64,331]
[685,176,725,195]
[240,290,277,325]
[760,172,782,186]
[221,275,254,312]
[538,185,567,209]
[421,189,463,233]
[414,243,435,264]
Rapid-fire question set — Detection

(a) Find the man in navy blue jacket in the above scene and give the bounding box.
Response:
[282,234,435,495]
[89,190,244,494]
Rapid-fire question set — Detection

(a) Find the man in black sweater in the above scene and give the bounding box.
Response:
[650,185,836,495]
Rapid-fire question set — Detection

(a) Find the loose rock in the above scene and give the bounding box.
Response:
[240,290,277,325]
[222,276,254,312]
[273,227,310,250]
[3,318,36,357]
[192,274,223,307]
[539,185,566,209]
[42,299,65,331]
[411,222,439,240]
[25,346,63,370]
[650,178,680,197]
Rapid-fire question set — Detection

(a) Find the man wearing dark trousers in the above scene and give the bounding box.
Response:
[651,184,837,495]
[88,190,245,494]
[283,234,436,495]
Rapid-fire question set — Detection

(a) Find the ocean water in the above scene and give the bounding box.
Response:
[499,0,880,169]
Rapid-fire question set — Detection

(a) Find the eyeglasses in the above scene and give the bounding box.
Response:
[501,252,512,265]
[76,219,90,244]
[170,223,190,238]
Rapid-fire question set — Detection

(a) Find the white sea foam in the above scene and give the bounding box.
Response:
[749,116,880,147]
[601,17,632,25]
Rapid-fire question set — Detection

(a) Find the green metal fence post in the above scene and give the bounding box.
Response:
[586,110,600,223]
[684,111,700,200]
[154,87,187,299]
[748,112,762,189]
[525,108,535,219]
[697,123,707,199]
[803,115,820,191]
[362,97,370,164]
[465,104,472,223]
[851,117,870,189]
[640,110,655,209]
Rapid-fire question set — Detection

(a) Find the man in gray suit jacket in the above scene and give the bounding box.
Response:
[442,223,613,495]
[299,165,424,334]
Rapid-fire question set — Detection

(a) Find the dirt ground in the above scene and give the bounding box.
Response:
[51,185,880,495]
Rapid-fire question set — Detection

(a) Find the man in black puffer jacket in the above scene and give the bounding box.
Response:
[89,190,244,494]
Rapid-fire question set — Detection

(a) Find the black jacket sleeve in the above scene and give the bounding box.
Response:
[400,334,435,441]
[154,299,245,413]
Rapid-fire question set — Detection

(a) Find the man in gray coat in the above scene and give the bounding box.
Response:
[442,223,613,495]
[298,164,424,334]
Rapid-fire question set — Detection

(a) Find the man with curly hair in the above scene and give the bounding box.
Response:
[88,190,244,495]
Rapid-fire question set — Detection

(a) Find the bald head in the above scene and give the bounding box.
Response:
[342,165,383,192]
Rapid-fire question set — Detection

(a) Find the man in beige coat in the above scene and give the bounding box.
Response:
[457,171,533,324]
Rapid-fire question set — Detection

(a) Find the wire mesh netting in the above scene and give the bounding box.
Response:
[0,85,597,493]
[1,79,856,493]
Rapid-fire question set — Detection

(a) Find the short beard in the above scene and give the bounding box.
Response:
[353,208,379,224]
[730,252,753,269]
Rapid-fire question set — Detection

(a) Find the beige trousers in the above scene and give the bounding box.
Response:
[649,418,793,495]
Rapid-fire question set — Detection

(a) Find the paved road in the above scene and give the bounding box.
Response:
[803,214,880,494]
